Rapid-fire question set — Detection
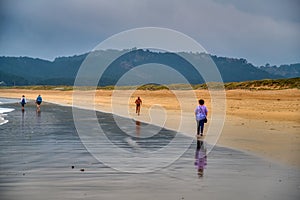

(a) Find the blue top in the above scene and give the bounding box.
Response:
[36,96,42,102]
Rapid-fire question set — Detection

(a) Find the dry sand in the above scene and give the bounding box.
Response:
[1,88,299,168]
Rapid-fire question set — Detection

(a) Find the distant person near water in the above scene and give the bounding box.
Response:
[36,94,43,112]
[135,97,142,115]
[20,95,27,112]
[195,99,208,137]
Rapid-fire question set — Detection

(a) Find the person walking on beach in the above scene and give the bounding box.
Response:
[195,99,208,137]
[20,95,27,112]
[135,97,142,115]
[36,94,42,112]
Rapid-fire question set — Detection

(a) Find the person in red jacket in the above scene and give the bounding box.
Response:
[135,97,142,115]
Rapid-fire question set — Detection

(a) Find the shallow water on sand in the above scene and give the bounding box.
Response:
[0,101,299,200]
[0,98,18,125]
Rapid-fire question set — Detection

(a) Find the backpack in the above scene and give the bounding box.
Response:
[37,96,42,102]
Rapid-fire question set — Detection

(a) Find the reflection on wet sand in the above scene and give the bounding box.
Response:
[21,110,25,130]
[1,102,299,200]
[36,110,41,118]
[194,140,207,178]
[135,120,141,136]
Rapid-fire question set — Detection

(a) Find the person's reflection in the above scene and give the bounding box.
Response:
[194,140,207,178]
[36,109,41,118]
[135,120,141,136]
[36,109,41,124]
[21,110,25,130]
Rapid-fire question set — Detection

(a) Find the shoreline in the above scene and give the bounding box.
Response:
[0,88,299,168]
[2,101,299,200]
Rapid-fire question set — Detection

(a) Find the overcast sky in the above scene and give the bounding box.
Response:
[0,0,299,66]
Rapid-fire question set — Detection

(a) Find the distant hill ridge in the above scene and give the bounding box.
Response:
[0,49,299,86]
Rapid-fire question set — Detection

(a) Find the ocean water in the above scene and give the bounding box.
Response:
[0,100,299,200]
[0,98,17,125]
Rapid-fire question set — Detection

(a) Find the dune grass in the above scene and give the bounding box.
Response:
[223,77,300,90]
[1,78,299,91]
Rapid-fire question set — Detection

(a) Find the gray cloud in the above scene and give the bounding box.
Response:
[0,0,299,66]
[213,0,300,23]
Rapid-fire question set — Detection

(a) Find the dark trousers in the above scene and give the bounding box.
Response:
[197,120,205,135]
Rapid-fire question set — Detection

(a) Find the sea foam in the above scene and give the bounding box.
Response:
[0,108,15,114]
[0,98,16,126]
[0,108,14,126]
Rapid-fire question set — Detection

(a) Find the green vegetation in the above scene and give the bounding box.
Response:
[224,77,300,90]
[1,78,299,91]
[137,84,169,90]
[1,49,299,87]
[1,85,74,91]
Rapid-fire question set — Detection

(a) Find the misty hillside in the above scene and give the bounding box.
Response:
[0,49,298,86]
[260,64,300,78]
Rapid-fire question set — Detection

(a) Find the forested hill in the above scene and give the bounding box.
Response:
[0,49,299,86]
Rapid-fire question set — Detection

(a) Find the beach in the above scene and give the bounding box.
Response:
[0,99,299,200]
[0,88,299,168]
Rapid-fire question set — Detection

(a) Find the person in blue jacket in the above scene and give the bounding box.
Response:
[20,95,27,112]
[36,94,43,112]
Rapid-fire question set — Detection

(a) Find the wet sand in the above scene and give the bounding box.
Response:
[0,88,299,168]
[0,102,299,200]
